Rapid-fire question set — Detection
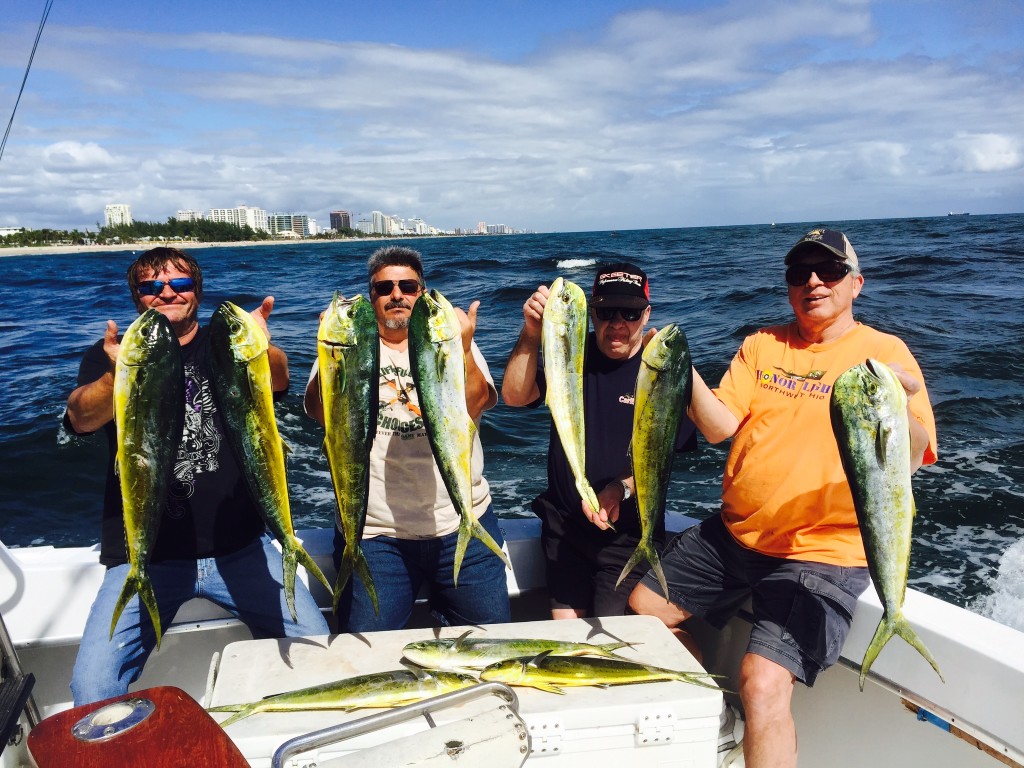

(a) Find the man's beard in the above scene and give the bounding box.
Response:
[384,299,411,330]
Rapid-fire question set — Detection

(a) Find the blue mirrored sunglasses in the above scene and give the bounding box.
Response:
[137,277,196,296]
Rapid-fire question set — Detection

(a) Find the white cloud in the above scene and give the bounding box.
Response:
[1,0,1021,231]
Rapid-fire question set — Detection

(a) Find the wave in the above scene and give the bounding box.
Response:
[972,538,1024,630]
[556,258,597,269]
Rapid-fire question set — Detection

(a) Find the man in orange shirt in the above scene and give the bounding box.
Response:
[630,229,937,768]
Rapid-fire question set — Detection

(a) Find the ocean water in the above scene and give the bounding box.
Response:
[2,214,1022,629]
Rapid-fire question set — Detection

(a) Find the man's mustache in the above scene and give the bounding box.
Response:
[385,299,412,310]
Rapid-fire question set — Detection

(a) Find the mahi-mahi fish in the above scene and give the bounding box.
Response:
[208,301,331,621]
[208,669,477,727]
[402,630,633,672]
[479,652,721,694]
[408,288,510,585]
[616,323,691,598]
[317,293,379,613]
[110,308,185,648]
[831,359,943,690]
[541,277,602,522]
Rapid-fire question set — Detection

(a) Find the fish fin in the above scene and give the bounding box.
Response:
[598,641,635,658]
[292,536,332,594]
[434,346,448,383]
[527,650,554,667]
[875,421,889,465]
[858,616,897,691]
[614,542,668,601]
[531,682,566,695]
[214,702,261,728]
[453,630,475,650]
[453,515,511,587]
[356,547,379,616]
[280,543,299,623]
[281,439,293,456]
[110,569,164,650]
[675,672,733,692]
[894,615,944,685]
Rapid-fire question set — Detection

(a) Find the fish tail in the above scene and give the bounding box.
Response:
[333,544,380,616]
[859,616,897,691]
[110,569,164,650]
[355,548,380,616]
[614,541,667,600]
[452,514,510,587]
[281,544,298,623]
[291,536,332,594]
[210,702,261,728]
[895,615,945,684]
[598,641,635,658]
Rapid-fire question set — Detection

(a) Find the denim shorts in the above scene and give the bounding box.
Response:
[642,515,869,686]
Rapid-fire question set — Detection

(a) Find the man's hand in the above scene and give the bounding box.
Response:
[251,296,275,341]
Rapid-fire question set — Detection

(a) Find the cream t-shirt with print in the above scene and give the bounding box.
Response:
[363,339,495,539]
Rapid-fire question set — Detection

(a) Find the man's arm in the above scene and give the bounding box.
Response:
[457,300,496,421]
[501,285,548,407]
[890,366,930,473]
[687,367,740,444]
[66,321,119,434]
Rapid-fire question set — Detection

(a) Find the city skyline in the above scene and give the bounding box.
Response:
[1,1,1021,233]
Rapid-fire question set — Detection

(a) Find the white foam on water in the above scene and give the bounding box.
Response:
[556,258,597,269]
[972,537,1024,631]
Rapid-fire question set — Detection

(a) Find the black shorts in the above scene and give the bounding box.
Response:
[533,495,661,617]
[642,514,869,686]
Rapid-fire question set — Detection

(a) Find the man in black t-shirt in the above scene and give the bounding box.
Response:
[65,246,329,706]
[502,263,696,617]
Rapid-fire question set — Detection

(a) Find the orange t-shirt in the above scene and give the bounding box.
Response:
[713,323,937,566]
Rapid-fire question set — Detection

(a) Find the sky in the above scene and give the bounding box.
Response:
[1,0,1022,233]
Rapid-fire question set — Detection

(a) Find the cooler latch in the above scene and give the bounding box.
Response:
[526,714,563,757]
[635,708,675,746]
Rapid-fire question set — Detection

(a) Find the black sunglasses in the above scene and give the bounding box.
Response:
[784,261,851,287]
[594,307,644,322]
[137,277,196,296]
[371,279,423,296]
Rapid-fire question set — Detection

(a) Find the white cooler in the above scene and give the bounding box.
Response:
[206,615,721,767]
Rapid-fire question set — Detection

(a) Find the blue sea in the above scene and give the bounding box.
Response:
[2,214,1022,629]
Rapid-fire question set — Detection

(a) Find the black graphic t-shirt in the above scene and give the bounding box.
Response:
[71,326,265,565]
[533,333,697,540]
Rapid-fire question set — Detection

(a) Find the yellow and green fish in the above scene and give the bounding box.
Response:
[209,301,331,621]
[542,278,602,521]
[408,288,510,585]
[616,323,691,599]
[831,359,943,690]
[110,308,184,648]
[209,669,478,727]
[317,293,379,613]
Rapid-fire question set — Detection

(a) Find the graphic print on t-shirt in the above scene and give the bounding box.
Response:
[379,356,425,439]
[168,362,220,517]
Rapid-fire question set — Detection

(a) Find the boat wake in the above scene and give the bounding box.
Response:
[972,538,1024,631]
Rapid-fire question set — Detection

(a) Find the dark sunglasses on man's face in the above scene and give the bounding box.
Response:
[784,261,851,287]
[594,306,644,322]
[371,279,422,296]
[137,277,196,296]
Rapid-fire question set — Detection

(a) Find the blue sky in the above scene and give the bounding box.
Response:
[1,0,1021,232]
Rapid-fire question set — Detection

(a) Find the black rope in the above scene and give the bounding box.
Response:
[0,0,55,165]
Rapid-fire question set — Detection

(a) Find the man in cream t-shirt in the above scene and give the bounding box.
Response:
[305,245,510,631]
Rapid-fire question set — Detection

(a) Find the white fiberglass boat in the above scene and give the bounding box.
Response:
[1,517,1022,767]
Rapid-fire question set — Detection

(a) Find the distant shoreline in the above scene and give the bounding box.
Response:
[0,240,305,257]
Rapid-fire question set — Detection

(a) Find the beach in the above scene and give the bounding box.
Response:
[0,240,291,257]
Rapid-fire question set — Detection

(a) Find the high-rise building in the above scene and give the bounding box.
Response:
[209,205,269,232]
[104,204,133,227]
[267,213,310,238]
[175,209,205,222]
[330,210,352,230]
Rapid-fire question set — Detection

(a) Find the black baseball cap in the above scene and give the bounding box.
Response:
[590,262,650,309]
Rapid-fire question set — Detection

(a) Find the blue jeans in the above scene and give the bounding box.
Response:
[335,508,511,632]
[71,533,329,706]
